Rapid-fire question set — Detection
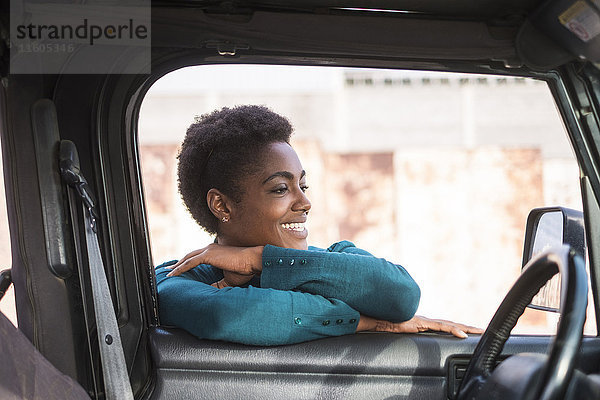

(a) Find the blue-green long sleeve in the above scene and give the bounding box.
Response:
[260,241,420,323]
[156,264,359,346]
[155,241,420,345]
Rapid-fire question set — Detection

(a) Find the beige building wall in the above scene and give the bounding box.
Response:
[393,148,543,327]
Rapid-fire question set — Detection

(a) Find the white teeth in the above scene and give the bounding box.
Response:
[282,222,305,231]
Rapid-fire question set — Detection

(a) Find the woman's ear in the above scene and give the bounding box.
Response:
[207,188,232,222]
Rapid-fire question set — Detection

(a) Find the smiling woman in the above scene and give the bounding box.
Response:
[154,105,481,345]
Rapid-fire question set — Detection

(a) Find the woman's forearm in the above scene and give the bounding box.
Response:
[166,244,264,277]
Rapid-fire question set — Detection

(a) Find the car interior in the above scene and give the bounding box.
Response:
[2,0,600,399]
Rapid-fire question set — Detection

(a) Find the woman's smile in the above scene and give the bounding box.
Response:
[280,221,308,238]
[281,222,306,232]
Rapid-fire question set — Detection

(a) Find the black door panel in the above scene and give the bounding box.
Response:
[149,327,599,399]
[151,370,444,400]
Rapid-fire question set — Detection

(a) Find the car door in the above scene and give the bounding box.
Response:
[2,1,600,399]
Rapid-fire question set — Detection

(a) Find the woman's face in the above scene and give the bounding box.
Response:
[222,142,311,250]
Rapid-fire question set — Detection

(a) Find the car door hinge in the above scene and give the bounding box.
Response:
[205,41,249,56]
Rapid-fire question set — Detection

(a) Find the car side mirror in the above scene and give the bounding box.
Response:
[521,207,586,312]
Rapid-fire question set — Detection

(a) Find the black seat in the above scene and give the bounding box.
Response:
[0,311,90,400]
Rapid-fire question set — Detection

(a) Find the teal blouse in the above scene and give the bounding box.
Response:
[155,241,420,346]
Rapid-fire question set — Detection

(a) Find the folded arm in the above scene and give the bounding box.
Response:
[260,241,421,323]
[165,241,420,323]
[158,253,480,342]
[156,264,359,346]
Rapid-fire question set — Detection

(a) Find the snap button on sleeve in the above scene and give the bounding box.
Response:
[300,259,307,265]
[336,319,343,324]
[294,317,302,325]
[349,319,357,323]
[277,258,284,265]
[322,320,330,326]
[289,259,295,266]
[264,261,272,267]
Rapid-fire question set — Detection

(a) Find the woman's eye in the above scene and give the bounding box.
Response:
[271,184,308,194]
[272,186,288,194]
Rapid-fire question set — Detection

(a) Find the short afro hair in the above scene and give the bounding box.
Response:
[177,105,293,235]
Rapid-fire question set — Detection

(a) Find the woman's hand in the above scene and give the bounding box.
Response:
[165,244,264,278]
[357,315,483,339]
[210,270,256,288]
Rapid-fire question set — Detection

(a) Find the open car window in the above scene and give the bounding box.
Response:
[138,64,595,336]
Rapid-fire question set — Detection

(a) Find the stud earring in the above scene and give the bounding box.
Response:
[222,216,229,222]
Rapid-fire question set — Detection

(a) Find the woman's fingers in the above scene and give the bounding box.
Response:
[424,319,469,338]
[166,252,207,276]
[388,316,484,339]
[422,317,484,338]
[222,270,255,286]
[167,247,208,270]
[211,279,230,289]
[454,323,484,334]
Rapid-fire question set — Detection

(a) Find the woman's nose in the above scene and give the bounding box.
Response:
[294,189,311,213]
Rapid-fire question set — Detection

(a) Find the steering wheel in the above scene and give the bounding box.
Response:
[457,246,588,400]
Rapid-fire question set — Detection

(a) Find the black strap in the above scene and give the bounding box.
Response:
[59,140,133,400]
